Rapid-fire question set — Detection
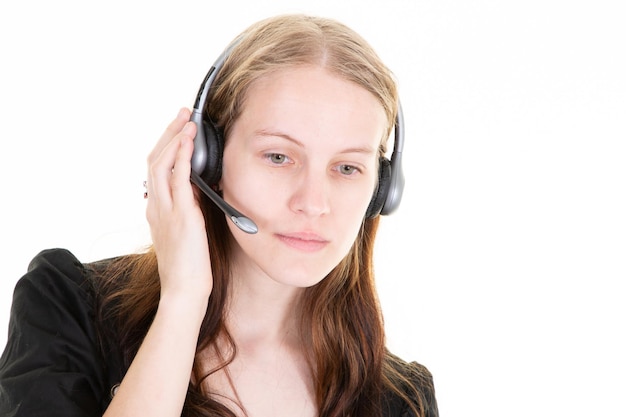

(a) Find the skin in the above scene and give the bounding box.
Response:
[104,65,387,417]
[222,65,386,290]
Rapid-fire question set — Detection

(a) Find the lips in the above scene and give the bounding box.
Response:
[276,232,329,252]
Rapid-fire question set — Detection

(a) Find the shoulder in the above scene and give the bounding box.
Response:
[5,248,107,353]
[17,248,122,308]
[13,247,125,364]
[14,248,95,314]
[0,248,121,415]
[24,247,88,282]
[383,352,439,417]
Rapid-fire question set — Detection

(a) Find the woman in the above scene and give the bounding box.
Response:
[0,14,438,417]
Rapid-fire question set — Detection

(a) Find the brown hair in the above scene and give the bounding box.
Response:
[97,14,431,417]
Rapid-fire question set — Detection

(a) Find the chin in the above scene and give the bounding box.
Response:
[266,263,335,289]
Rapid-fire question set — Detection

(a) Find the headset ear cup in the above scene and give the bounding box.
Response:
[201,118,224,185]
[366,157,392,219]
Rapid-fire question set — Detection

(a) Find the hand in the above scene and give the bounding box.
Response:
[145,108,213,303]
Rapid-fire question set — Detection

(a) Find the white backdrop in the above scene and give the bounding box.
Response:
[1,1,624,416]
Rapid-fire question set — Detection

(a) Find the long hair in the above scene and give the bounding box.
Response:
[96,14,429,417]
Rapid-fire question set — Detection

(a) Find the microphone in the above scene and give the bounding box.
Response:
[190,170,258,234]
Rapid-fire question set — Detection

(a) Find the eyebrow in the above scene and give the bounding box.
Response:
[254,129,377,155]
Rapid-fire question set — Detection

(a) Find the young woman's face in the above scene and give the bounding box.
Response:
[220,65,387,288]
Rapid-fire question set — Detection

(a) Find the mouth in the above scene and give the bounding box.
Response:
[276,232,330,253]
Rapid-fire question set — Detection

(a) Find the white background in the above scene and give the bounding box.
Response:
[1,1,624,416]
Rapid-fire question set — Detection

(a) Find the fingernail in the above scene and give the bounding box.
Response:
[183,122,195,134]
[177,108,188,120]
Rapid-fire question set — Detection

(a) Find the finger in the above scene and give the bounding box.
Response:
[170,128,197,209]
[145,108,190,205]
[147,107,191,166]
[148,121,197,210]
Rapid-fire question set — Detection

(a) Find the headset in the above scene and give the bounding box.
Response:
[189,40,405,234]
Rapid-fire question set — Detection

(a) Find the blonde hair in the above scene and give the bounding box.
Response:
[208,14,399,153]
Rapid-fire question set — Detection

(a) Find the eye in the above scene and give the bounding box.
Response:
[337,164,360,176]
[265,153,291,165]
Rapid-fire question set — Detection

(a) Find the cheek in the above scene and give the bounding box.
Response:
[221,175,255,210]
[327,182,375,251]
[220,151,278,221]
[339,174,379,217]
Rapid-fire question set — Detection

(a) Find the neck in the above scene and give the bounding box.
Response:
[226,261,305,351]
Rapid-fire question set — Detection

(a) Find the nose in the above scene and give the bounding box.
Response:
[288,168,330,217]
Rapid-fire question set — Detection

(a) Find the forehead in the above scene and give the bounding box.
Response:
[236,65,387,150]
